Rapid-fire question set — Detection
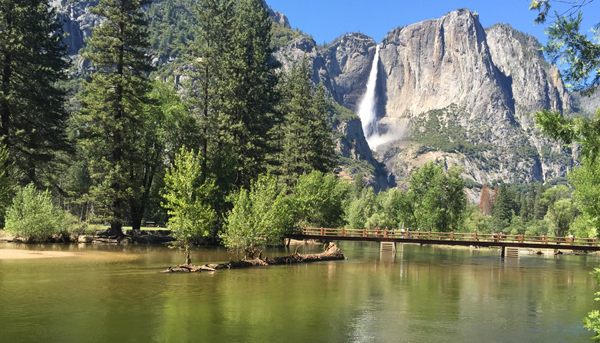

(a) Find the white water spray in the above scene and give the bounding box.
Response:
[357,45,380,139]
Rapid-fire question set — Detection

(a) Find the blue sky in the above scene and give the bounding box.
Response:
[266,0,600,46]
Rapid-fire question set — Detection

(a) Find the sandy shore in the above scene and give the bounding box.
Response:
[0,249,77,260]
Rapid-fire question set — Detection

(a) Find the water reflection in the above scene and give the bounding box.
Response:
[0,242,598,343]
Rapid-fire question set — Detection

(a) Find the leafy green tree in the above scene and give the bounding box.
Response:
[221,174,294,258]
[345,187,378,230]
[161,148,216,265]
[405,163,466,232]
[292,171,350,228]
[463,205,493,233]
[583,266,600,340]
[519,191,530,222]
[5,183,70,242]
[0,0,70,185]
[362,188,411,231]
[77,0,154,236]
[569,158,600,236]
[525,183,537,222]
[530,0,599,95]
[530,0,600,160]
[544,198,576,237]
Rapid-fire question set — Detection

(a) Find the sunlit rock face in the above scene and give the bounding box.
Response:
[369,9,577,192]
[53,1,581,194]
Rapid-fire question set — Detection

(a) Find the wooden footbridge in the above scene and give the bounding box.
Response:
[286,228,600,257]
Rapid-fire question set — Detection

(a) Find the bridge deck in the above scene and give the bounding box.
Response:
[286,228,600,252]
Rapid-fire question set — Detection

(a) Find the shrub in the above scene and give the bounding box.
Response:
[5,183,69,242]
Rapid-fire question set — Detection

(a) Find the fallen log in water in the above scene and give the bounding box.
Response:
[162,242,345,273]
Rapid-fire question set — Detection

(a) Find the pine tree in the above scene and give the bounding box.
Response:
[222,0,280,189]
[0,0,70,185]
[519,190,529,221]
[276,57,336,186]
[534,183,547,220]
[492,183,513,230]
[527,183,536,221]
[186,0,236,218]
[311,84,338,172]
[77,0,154,236]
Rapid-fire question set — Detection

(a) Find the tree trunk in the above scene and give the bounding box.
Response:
[131,218,142,234]
[109,221,123,237]
[185,246,192,266]
[1,45,11,148]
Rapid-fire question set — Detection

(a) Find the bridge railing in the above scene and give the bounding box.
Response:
[297,227,599,247]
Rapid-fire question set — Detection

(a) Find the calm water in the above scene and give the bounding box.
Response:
[0,241,599,343]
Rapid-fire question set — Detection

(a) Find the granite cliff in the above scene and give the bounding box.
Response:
[371,10,576,199]
[51,1,584,196]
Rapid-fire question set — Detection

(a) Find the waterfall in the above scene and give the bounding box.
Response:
[357,45,380,139]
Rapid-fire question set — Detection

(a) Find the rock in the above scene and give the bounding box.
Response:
[373,9,576,190]
[77,235,93,243]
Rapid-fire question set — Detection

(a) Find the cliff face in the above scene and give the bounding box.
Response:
[379,9,511,124]
[52,0,101,57]
[274,33,391,190]
[274,33,377,111]
[371,9,576,195]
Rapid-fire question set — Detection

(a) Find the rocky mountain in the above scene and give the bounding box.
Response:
[371,9,576,200]
[273,9,580,199]
[52,1,584,197]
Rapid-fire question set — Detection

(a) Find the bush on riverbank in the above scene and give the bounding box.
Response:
[4,183,72,242]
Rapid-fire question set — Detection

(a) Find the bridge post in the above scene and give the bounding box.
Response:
[428,231,431,240]
[473,230,477,241]
[342,228,345,237]
[320,228,324,236]
[519,234,524,244]
[363,229,366,237]
[450,232,454,241]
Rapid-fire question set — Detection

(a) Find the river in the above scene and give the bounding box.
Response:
[0,241,598,342]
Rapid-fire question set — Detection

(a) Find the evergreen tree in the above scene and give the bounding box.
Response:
[351,172,365,199]
[222,0,280,189]
[492,183,514,230]
[519,190,530,221]
[186,0,235,218]
[0,0,70,185]
[77,0,154,236]
[534,183,547,220]
[527,183,537,222]
[275,57,336,186]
